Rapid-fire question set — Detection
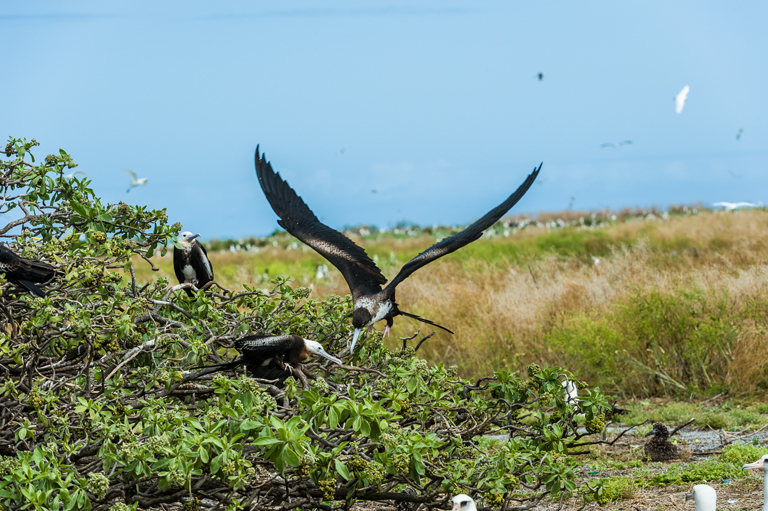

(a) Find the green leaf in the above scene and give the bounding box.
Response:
[335,459,350,480]
[252,437,282,446]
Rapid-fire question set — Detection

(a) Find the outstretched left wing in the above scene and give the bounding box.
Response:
[384,163,541,294]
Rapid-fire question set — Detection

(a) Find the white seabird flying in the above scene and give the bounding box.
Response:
[600,140,632,149]
[712,202,756,211]
[123,169,148,193]
[675,85,690,114]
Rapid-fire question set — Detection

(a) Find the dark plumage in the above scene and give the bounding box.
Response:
[173,231,214,297]
[644,422,681,462]
[255,146,541,350]
[0,244,58,297]
[194,334,341,387]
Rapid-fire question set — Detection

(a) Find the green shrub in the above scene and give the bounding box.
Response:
[720,443,766,466]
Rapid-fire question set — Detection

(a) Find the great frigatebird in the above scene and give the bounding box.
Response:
[173,231,214,296]
[255,146,541,350]
[0,245,58,298]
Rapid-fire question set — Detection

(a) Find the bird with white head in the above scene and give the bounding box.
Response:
[685,484,716,511]
[173,231,214,296]
[122,168,148,193]
[451,494,477,511]
[743,454,768,511]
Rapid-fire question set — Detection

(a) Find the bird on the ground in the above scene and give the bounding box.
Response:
[644,422,680,462]
[123,169,148,193]
[63,170,88,180]
[0,245,58,298]
[685,484,716,511]
[743,455,768,511]
[675,85,690,114]
[536,72,545,81]
[451,494,477,511]
[712,202,756,211]
[600,140,632,149]
[255,146,541,351]
[736,129,744,141]
[173,232,214,297]
[196,334,342,387]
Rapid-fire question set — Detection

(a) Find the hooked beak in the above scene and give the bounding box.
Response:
[644,429,656,437]
[685,492,694,501]
[317,351,342,366]
[351,328,361,352]
[190,233,201,241]
[743,459,765,471]
[452,505,460,511]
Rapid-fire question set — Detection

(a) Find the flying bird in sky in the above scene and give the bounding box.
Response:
[0,245,58,297]
[675,85,690,114]
[712,202,756,211]
[536,72,545,81]
[123,169,148,193]
[600,140,632,149]
[63,170,88,180]
[255,146,541,351]
[736,129,744,140]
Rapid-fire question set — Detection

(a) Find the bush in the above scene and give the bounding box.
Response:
[0,138,613,510]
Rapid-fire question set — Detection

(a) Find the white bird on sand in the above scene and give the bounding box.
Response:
[685,484,716,511]
[712,202,756,211]
[123,169,147,193]
[743,455,768,511]
[63,171,88,180]
[451,494,477,511]
[600,140,632,149]
[675,85,690,114]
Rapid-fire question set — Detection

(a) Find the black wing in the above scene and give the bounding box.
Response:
[236,334,300,362]
[255,146,386,300]
[384,163,541,294]
[172,247,186,284]
[191,242,214,285]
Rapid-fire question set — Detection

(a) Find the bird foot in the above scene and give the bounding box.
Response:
[284,363,295,374]
[383,325,390,337]
[366,325,373,334]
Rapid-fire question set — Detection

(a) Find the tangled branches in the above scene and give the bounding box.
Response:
[0,138,614,511]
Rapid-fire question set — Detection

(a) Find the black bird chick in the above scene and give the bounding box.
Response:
[173,231,214,296]
[0,244,58,297]
[644,422,681,462]
[196,335,342,387]
[255,146,541,351]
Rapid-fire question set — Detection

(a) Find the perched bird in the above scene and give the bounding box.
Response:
[196,334,342,387]
[600,140,632,149]
[123,169,148,193]
[644,422,680,462]
[562,378,578,404]
[255,146,541,351]
[743,455,768,511]
[736,129,744,141]
[712,201,756,211]
[451,494,477,511]
[173,231,214,296]
[0,245,58,297]
[675,85,690,114]
[685,484,716,511]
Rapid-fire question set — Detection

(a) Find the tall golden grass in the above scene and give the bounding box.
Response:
[133,210,768,397]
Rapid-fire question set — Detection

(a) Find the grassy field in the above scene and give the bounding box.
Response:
[133,208,768,399]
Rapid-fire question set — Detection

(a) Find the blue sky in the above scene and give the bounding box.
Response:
[2,1,766,239]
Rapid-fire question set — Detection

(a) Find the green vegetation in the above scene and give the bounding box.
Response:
[0,139,621,510]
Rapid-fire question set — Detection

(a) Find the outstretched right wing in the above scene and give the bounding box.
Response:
[255,146,387,300]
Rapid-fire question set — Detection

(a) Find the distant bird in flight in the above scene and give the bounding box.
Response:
[173,231,214,297]
[568,195,576,210]
[255,146,541,351]
[728,170,743,179]
[600,140,632,149]
[337,148,346,156]
[712,202,756,211]
[0,245,58,297]
[371,189,378,193]
[675,85,690,114]
[123,169,147,193]
[536,72,545,81]
[736,129,744,141]
[63,170,88,180]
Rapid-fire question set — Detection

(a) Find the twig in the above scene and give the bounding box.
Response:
[669,418,695,437]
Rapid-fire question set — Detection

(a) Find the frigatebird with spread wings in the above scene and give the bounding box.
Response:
[255,146,541,351]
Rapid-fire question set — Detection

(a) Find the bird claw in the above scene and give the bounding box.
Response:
[366,325,373,334]
[383,325,390,337]
[284,363,294,374]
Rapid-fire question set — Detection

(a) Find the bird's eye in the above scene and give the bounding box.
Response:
[461,502,469,507]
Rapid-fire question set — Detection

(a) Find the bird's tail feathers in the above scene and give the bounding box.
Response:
[16,280,46,298]
[398,310,454,334]
[21,260,59,283]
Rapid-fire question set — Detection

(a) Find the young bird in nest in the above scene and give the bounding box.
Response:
[644,422,681,462]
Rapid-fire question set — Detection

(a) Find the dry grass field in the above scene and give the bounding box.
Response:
[133,208,768,398]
